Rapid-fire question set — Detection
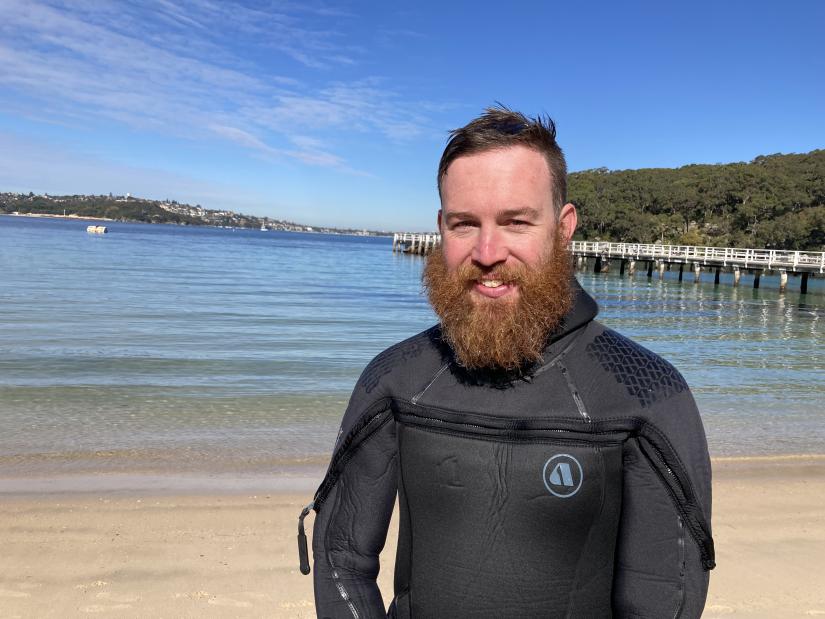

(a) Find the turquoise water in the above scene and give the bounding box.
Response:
[1,215,823,480]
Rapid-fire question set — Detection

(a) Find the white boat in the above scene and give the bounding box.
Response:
[260,223,267,231]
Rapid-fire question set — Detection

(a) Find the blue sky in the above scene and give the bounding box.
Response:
[0,1,823,231]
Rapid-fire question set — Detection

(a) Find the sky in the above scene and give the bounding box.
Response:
[0,0,823,231]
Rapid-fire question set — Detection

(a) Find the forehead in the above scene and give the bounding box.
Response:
[440,145,554,212]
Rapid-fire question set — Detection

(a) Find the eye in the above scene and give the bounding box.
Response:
[450,220,476,230]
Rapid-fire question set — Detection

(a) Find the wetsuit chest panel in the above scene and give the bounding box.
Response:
[396,422,623,619]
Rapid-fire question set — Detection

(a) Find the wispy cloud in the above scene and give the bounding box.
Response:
[208,124,364,174]
[0,130,266,212]
[0,0,435,172]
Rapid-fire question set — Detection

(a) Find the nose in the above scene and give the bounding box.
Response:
[471,225,509,267]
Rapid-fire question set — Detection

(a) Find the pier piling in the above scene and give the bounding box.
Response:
[779,270,788,293]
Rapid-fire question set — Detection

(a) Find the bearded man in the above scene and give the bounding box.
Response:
[299,107,714,618]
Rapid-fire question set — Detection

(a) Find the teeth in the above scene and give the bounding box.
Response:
[481,280,503,288]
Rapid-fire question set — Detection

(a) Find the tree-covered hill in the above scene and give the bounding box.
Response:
[1,193,206,225]
[569,149,825,250]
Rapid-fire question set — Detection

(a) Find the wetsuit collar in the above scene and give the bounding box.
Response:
[552,277,599,344]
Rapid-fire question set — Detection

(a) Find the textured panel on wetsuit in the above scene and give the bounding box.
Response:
[396,423,623,619]
[361,338,426,394]
[585,330,687,408]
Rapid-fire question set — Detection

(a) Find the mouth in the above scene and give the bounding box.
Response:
[473,278,516,299]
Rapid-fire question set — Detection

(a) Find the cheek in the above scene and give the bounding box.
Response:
[513,237,554,267]
[441,240,470,271]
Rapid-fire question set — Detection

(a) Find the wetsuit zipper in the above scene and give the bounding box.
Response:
[296,402,393,575]
[638,437,716,570]
[395,408,621,445]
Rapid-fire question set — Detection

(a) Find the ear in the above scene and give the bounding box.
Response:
[557,203,578,243]
[437,208,443,232]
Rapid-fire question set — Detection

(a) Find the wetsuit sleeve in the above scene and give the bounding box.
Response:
[612,388,714,619]
[311,391,398,617]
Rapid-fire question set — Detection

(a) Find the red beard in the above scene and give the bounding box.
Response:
[423,229,573,371]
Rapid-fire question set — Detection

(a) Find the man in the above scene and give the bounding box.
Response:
[299,106,714,618]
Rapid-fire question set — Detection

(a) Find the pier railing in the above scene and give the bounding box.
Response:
[570,241,825,273]
[392,233,825,274]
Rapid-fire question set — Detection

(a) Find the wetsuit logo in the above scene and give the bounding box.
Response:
[542,454,583,498]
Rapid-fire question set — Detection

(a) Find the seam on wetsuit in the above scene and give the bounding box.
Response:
[325,482,360,619]
[398,426,415,618]
[533,321,593,376]
[401,423,622,447]
[410,362,451,404]
[557,359,591,422]
[397,400,608,430]
[673,515,686,619]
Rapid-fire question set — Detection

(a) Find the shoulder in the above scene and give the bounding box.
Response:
[572,322,691,412]
[354,324,447,400]
[333,325,446,444]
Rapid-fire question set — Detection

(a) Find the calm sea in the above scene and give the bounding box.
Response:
[1,215,824,487]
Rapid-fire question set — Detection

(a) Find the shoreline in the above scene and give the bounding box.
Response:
[5,211,118,222]
[0,457,823,617]
[1,453,823,497]
[1,212,395,237]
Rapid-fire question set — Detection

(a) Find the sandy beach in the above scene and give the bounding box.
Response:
[1,456,823,618]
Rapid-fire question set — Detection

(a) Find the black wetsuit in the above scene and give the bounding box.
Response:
[300,281,714,618]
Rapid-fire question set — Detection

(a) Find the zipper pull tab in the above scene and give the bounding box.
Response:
[297,501,314,575]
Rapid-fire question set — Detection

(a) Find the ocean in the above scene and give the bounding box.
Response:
[1,215,823,489]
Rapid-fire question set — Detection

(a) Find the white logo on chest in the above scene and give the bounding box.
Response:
[542,454,583,498]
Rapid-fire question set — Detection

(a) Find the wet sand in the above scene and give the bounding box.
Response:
[0,456,823,618]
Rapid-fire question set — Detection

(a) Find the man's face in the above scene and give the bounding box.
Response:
[424,145,579,371]
[437,145,577,299]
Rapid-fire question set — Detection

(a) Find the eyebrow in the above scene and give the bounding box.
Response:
[444,207,542,222]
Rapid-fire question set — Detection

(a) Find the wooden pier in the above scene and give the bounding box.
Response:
[572,241,823,293]
[392,232,440,255]
[391,233,823,294]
